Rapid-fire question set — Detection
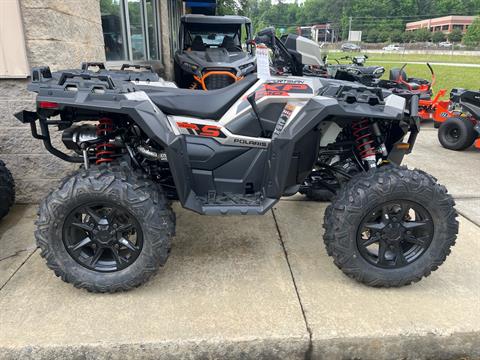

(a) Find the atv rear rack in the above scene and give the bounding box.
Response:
[15,110,84,163]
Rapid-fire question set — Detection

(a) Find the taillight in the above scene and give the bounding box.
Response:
[38,101,59,109]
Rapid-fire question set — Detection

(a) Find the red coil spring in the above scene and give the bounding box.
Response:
[95,117,115,165]
[352,119,376,160]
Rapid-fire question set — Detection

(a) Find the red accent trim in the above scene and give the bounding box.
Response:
[177,122,200,130]
[199,125,221,137]
[38,101,59,109]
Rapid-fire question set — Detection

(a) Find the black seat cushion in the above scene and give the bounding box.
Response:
[191,36,206,51]
[141,74,258,120]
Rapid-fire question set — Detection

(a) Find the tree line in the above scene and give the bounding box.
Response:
[216,0,480,45]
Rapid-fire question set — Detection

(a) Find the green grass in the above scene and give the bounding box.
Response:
[328,51,480,65]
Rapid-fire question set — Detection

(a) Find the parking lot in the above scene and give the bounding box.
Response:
[0,126,479,359]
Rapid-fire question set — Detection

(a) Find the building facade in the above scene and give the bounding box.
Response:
[406,16,474,34]
[0,0,184,203]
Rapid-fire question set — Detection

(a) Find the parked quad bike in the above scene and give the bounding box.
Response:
[0,160,15,220]
[16,30,458,292]
[437,89,480,151]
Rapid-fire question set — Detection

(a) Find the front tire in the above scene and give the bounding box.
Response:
[0,160,15,220]
[438,117,476,150]
[35,164,175,293]
[323,167,458,287]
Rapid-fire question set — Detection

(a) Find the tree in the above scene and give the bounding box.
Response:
[432,31,446,43]
[402,31,415,43]
[377,29,390,43]
[463,17,480,45]
[448,28,463,43]
[366,29,379,43]
[217,0,238,15]
[390,30,404,43]
[414,28,431,42]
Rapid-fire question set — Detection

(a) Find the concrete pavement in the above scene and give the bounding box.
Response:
[0,205,308,359]
[0,128,479,359]
[274,201,480,359]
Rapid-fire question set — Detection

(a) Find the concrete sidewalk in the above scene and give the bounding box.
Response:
[1,201,479,359]
[1,129,479,359]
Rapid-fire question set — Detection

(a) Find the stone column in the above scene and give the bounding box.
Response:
[0,0,106,203]
[159,0,174,80]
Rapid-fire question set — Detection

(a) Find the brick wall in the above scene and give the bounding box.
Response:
[0,0,105,203]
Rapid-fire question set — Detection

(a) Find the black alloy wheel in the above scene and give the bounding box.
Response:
[63,203,143,272]
[357,200,433,269]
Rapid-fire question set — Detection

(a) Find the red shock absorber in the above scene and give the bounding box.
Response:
[352,119,377,168]
[95,117,116,165]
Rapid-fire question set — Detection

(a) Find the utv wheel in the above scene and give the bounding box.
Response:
[35,165,175,293]
[0,160,15,220]
[323,167,458,287]
[438,117,476,150]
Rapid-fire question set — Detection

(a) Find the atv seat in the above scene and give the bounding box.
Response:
[143,74,258,120]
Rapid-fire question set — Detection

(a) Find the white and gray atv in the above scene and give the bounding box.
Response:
[15,34,457,292]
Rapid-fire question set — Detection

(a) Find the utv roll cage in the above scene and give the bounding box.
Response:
[179,14,254,53]
[178,14,253,53]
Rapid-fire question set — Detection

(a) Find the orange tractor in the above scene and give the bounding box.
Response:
[391,63,452,123]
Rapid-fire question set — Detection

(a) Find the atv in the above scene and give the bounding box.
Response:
[437,89,480,151]
[0,160,15,220]
[15,34,457,292]
[174,14,256,90]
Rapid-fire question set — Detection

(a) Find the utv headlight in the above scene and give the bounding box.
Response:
[182,62,199,74]
[239,62,255,74]
[373,67,385,78]
[347,67,361,75]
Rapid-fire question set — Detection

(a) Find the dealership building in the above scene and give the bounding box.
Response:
[0,0,219,202]
[406,15,474,34]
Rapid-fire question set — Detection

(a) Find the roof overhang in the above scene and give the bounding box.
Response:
[181,14,252,25]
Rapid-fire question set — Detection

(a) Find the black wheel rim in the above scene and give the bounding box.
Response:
[446,126,460,143]
[356,200,434,269]
[63,203,143,272]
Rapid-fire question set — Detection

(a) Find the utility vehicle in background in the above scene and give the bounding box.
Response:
[14,27,457,293]
[174,14,256,90]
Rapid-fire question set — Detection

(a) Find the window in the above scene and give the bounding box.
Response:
[168,0,181,54]
[183,24,243,50]
[100,0,161,62]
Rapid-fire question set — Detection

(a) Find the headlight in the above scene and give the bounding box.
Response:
[373,67,385,78]
[347,67,361,75]
[182,62,199,73]
[239,62,255,73]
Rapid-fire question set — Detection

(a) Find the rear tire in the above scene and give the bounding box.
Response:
[0,160,15,220]
[304,188,335,202]
[438,117,476,150]
[35,164,175,293]
[323,166,458,287]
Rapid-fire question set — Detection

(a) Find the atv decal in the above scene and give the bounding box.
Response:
[177,122,226,138]
[273,104,296,139]
[257,83,312,98]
